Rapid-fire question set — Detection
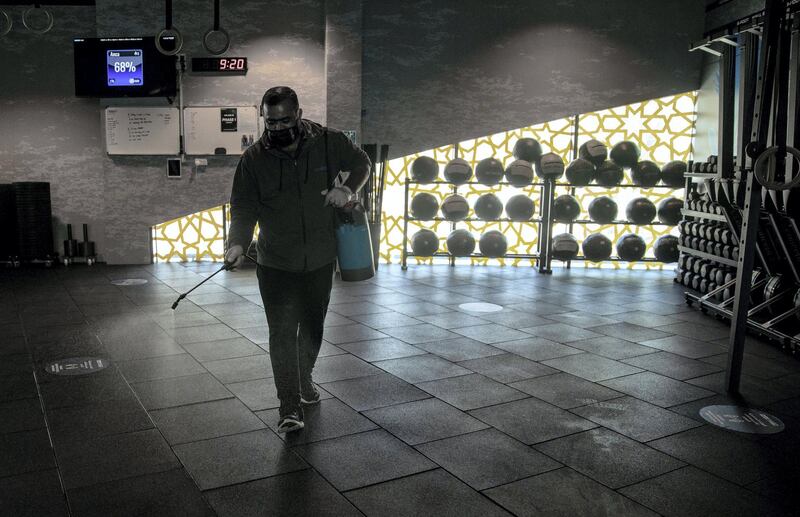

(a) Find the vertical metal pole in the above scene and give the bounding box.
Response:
[738,33,759,174]
[727,172,762,393]
[402,177,409,270]
[538,178,554,274]
[221,204,228,258]
[719,43,736,179]
[566,115,579,270]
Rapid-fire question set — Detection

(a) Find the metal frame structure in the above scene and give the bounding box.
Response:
[686,0,800,394]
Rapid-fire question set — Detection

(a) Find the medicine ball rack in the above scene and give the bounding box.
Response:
[554,180,683,268]
[401,179,548,271]
[684,0,800,395]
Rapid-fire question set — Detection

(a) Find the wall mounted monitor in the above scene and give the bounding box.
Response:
[73,37,177,98]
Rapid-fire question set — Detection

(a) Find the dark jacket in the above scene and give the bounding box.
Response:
[227,119,371,272]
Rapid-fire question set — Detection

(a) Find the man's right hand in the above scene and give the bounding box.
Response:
[224,245,244,270]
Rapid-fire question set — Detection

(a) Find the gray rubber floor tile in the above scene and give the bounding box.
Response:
[0,372,38,402]
[0,428,56,477]
[150,398,266,445]
[415,428,562,490]
[509,372,624,409]
[182,337,264,362]
[346,468,513,516]
[416,311,489,329]
[311,353,385,383]
[648,425,787,486]
[338,337,426,362]
[132,373,232,410]
[520,322,605,343]
[607,310,685,327]
[172,324,242,344]
[345,311,423,329]
[322,323,390,344]
[257,398,379,445]
[571,396,703,442]
[484,467,659,516]
[414,336,506,362]
[534,427,685,489]
[380,323,462,344]
[174,429,308,490]
[469,397,598,444]
[590,322,674,342]
[544,311,621,329]
[385,301,452,317]
[66,468,215,517]
[0,469,69,517]
[415,373,529,410]
[622,351,724,380]
[619,466,788,517]
[329,301,392,317]
[116,354,206,383]
[477,310,553,328]
[700,352,800,380]
[450,323,531,344]
[203,354,273,384]
[566,336,660,360]
[292,429,437,491]
[205,469,362,517]
[457,353,558,383]
[204,311,264,330]
[320,372,431,411]
[638,335,727,359]
[542,352,644,382]
[56,428,179,490]
[599,371,716,407]
[363,397,489,445]
[0,398,46,434]
[373,354,472,384]
[491,336,584,362]
[654,321,731,342]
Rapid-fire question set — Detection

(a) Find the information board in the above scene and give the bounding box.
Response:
[184,106,260,156]
[104,107,180,155]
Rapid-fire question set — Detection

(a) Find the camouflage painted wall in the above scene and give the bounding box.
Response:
[361,0,706,158]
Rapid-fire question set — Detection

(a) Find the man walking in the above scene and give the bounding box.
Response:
[225,86,370,433]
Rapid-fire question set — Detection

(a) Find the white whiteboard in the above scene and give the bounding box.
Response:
[184,106,260,156]
[105,107,180,155]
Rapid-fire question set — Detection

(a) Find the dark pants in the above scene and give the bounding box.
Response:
[256,262,334,410]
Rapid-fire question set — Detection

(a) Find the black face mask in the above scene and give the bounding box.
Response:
[267,126,299,148]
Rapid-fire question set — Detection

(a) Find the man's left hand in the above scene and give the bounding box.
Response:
[322,185,353,207]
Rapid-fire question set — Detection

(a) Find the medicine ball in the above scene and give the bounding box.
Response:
[411,229,439,257]
[626,197,657,224]
[553,195,581,223]
[536,153,565,180]
[657,197,683,226]
[479,230,508,258]
[661,160,687,188]
[616,233,647,261]
[441,194,470,221]
[475,157,505,185]
[587,196,618,224]
[505,195,535,221]
[579,139,608,167]
[446,229,475,257]
[631,160,661,188]
[411,156,439,183]
[565,158,595,186]
[595,160,624,187]
[410,193,439,220]
[474,193,504,220]
[609,141,641,168]
[512,138,543,163]
[653,235,679,263]
[504,159,534,187]
[552,233,579,261]
[582,233,612,262]
[444,158,473,185]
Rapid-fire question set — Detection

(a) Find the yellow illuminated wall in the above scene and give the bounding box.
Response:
[152,91,697,267]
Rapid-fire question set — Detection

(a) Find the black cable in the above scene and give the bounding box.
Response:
[214,0,220,30]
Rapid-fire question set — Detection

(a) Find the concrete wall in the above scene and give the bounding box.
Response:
[361,0,707,158]
[1,1,708,264]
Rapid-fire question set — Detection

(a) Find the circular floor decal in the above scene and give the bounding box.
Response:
[45,357,110,376]
[699,405,785,434]
[458,302,504,313]
[111,278,149,286]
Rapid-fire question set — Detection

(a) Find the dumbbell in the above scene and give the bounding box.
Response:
[732,247,739,261]
[714,242,724,257]
[700,278,710,293]
[708,281,718,294]
[684,272,696,287]
[692,275,703,291]
[713,227,724,243]
[700,263,713,279]
[685,256,696,272]
[693,258,707,275]
[676,269,685,285]
[722,245,732,259]
[704,225,716,241]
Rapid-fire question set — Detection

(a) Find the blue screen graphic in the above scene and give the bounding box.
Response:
[106,49,144,87]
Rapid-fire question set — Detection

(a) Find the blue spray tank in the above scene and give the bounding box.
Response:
[335,201,375,281]
[325,130,375,281]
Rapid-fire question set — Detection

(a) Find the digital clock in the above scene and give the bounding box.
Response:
[191,57,247,75]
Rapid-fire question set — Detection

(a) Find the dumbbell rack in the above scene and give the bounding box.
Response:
[552,181,683,268]
[400,178,548,271]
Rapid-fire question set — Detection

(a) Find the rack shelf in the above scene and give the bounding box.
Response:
[563,219,674,227]
[408,217,542,223]
[678,245,737,267]
[555,183,684,189]
[405,252,541,259]
[407,180,546,187]
[681,209,727,222]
